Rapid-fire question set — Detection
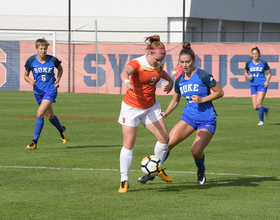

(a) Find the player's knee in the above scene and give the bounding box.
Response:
[159,135,169,145]
[46,115,54,120]
[37,111,44,118]
[191,148,202,158]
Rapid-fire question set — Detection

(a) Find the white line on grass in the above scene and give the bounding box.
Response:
[1,165,279,179]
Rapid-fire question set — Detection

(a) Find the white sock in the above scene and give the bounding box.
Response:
[120,147,133,182]
[154,141,168,166]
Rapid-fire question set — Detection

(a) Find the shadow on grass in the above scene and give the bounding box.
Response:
[66,145,122,149]
[130,176,280,192]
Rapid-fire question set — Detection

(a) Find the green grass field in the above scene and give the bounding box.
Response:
[1,91,280,219]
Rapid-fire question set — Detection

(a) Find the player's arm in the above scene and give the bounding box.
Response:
[24,70,36,86]
[161,92,181,118]
[192,82,224,103]
[54,64,63,89]
[120,65,134,91]
[162,70,174,94]
[264,69,272,88]
[244,69,252,80]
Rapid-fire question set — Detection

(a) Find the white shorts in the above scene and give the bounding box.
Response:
[118,101,163,127]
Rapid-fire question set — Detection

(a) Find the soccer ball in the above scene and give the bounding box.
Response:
[141,155,161,176]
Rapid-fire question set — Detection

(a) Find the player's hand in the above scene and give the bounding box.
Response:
[264,81,269,88]
[161,112,169,119]
[248,75,253,80]
[164,82,173,94]
[54,81,60,89]
[192,95,202,103]
[124,81,134,92]
[31,80,36,86]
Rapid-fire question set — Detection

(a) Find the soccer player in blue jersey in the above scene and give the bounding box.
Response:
[24,38,67,150]
[244,47,272,125]
[158,42,223,185]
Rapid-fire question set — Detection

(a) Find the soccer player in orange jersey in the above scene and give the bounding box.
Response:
[118,35,174,193]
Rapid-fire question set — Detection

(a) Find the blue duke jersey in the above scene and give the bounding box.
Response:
[245,59,269,86]
[175,68,217,121]
[25,55,61,95]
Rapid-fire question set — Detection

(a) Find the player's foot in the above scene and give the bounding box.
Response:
[26,141,37,150]
[137,175,155,184]
[257,121,264,126]
[118,181,129,193]
[197,169,206,185]
[265,108,269,120]
[157,167,173,182]
[60,126,67,144]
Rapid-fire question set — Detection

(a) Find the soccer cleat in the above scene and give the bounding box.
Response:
[264,108,269,120]
[26,141,37,150]
[118,181,129,193]
[157,167,173,182]
[60,126,67,144]
[257,121,264,126]
[197,169,206,185]
[137,175,155,184]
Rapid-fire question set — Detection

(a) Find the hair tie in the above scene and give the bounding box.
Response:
[149,49,166,53]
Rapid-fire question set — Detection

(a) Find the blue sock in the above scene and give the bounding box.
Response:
[264,107,268,113]
[49,115,62,131]
[163,151,170,162]
[194,154,205,172]
[33,117,44,141]
[258,106,264,122]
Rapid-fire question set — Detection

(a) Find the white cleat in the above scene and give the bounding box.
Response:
[257,121,264,126]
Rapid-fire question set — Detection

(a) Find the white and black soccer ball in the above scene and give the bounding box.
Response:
[141,155,161,176]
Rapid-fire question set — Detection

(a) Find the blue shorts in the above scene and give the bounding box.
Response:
[34,89,57,105]
[180,114,217,134]
[250,85,267,95]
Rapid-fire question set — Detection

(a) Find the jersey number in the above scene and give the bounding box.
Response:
[186,96,193,103]
[150,77,157,85]
[252,73,259,77]
[41,75,46,81]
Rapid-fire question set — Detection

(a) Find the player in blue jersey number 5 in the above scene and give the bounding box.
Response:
[161,42,224,185]
[244,47,272,125]
[24,38,67,150]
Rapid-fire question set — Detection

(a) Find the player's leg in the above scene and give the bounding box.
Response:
[138,101,171,183]
[27,99,52,150]
[139,118,173,183]
[141,102,169,165]
[191,129,213,185]
[256,91,268,125]
[164,114,196,162]
[118,101,141,192]
[251,94,258,110]
[145,118,169,165]
[46,106,67,144]
[118,102,141,192]
[119,125,138,193]
[169,120,195,152]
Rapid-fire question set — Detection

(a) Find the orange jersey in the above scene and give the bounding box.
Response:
[123,54,164,109]
[171,66,184,79]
